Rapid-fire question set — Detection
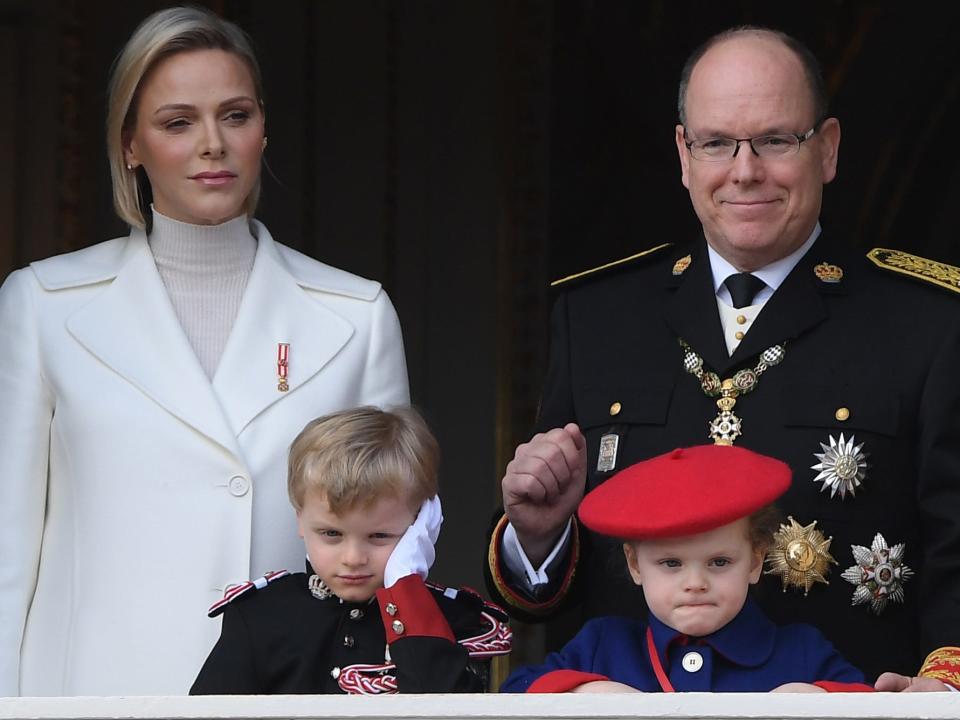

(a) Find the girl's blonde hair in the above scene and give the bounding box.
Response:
[106,6,264,229]
[288,407,440,514]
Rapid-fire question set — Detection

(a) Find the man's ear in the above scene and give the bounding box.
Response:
[675,124,691,190]
[817,117,841,185]
[748,547,765,585]
[623,542,644,587]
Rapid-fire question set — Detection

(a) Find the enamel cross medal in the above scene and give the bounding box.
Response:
[709,379,742,446]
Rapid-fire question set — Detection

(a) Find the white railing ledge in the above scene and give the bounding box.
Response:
[1,693,959,720]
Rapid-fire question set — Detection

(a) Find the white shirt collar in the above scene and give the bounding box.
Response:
[707,222,821,301]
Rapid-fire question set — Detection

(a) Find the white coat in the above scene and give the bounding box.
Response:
[0,220,409,696]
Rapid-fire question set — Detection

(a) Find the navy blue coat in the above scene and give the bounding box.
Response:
[502,598,865,692]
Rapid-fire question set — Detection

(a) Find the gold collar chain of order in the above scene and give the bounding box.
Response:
[679,338,787,445]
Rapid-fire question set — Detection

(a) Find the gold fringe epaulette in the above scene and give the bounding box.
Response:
[550,243,673,287]
[867,248,960,295]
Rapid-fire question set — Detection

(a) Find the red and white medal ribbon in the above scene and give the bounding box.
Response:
[277,343,290,392]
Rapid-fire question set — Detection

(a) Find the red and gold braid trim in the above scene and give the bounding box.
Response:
[919,646,960,689]
[486,513,579,615]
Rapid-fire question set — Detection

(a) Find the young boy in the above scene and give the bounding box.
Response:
[191,406,511,695]
[501,445,872,693]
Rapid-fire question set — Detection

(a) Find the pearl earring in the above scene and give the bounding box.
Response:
[126,163,133,172]
[261,137,268,151]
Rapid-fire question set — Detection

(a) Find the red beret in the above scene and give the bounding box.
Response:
[578,445,790,539]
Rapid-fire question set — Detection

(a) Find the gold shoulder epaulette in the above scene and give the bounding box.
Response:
[550,243,672,287]
[867,248,960,295]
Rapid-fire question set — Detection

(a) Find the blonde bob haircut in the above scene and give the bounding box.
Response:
[106,6,264,229]
[288,406,440,515]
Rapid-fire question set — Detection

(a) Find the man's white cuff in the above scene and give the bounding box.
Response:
[502,519,573,588]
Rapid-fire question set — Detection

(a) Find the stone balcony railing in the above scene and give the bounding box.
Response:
[2,692,959,720]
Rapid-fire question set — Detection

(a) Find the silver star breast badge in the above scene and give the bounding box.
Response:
[811,433,868,499]
[841,533,913,615]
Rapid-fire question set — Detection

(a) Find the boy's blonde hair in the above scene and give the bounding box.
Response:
[107,6,264,229]
[288,406,439,514]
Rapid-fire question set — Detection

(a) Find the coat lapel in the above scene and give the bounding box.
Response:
[66,232,243,457]
[212,225,354,436]
[664,243,729,372]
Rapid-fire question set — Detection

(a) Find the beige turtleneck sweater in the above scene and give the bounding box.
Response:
[148,208,257,379]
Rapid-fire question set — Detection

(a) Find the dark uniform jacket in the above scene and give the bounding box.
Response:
[501,597,868,693]
[191,571,511,694]
[486,236,960,681]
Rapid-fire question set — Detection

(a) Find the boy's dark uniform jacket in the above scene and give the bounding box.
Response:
[191,571,511,694]
[485,235,960,683]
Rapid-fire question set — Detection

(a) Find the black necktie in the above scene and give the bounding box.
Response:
[724,273,766,309]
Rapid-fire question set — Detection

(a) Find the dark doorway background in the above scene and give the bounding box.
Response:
[1,0,958,669]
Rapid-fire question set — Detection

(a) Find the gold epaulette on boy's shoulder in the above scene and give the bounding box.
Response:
[550,242,673,288]
[867,248,960,295]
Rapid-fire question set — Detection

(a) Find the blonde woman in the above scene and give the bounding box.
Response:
[0,6,408,696]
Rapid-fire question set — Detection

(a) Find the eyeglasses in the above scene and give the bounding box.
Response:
[683,123,820,162]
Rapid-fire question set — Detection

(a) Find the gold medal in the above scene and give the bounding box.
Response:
[765,516,837,595]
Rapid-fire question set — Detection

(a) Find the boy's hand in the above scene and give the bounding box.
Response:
[570,680,641,693]
[384,495,443,587]
[770,683,827,693]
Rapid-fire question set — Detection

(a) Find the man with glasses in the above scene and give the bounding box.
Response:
[486,26,960,691]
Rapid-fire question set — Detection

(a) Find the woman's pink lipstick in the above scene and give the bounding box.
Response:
[190,171,236,186]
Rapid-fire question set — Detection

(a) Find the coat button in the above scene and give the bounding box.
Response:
[349,609,364,620]
[392,620,405,634]
[330,666,341,679]
[609,402,622,416]
[385,603,397,616]
[228,475,250,497]
[734,331,744,340]
[682,651,703,672]
[835,407,850,421]
[343,635,355,647]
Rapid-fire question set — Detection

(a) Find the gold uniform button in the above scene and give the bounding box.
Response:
[736,315,747,325]
[835,407,850,422]
[734,331,745,341]
[609,402,622,416]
